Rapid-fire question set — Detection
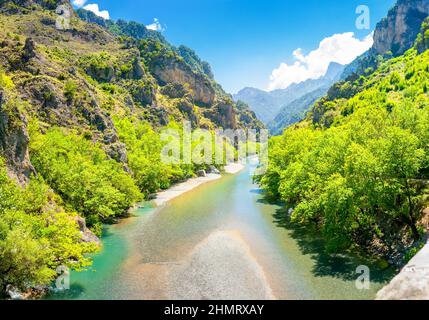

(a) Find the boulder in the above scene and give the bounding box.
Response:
[74,216,101,246]
[208,166,220,174]
[6,285,23,300]
[196,169,206,177]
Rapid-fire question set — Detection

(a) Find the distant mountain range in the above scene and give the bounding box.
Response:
[234,62,345,134]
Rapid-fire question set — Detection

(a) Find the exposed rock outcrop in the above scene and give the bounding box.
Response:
[74,216,101,245]
[22,38,36,62]
[0,92,35,185]
[203,100,237,129]
[373,0,429,56]
[376,238,429,300]
[152,57,216,106]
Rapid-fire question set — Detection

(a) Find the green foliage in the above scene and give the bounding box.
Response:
[261,48,429,253]
[79,52,116,82]
[29,123,142,229]
[64,79,77,102]
[176,45,214,79]
[0,159,97,295]
[415,17,429,53]
[138,38,178,70]
[114,117,193,194]
[0,71,14,90]
[404,243,425,263]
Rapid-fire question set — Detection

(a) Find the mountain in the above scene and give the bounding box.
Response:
[233,87,277,124]
[260,1,429,267]
[267,62,345,135]
[267,86,329,136]
[0,0,263,183]
[235,62,344,132]
[324,61,345,80]
[0,0,266,296]
[340,0,429,82]
[373,0,429,56]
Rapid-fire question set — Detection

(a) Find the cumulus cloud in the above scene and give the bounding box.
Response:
[83,3,110,20]
[146,18,165,32]
[268,32,373,91]
[72,0,87,8]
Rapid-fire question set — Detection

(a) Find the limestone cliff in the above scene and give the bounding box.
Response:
[373,0,429,56]
[0,0,263,184]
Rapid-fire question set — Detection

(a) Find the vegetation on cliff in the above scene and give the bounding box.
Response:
[0,158,97,296]
[258,42,429,261]
[0,0,262,297]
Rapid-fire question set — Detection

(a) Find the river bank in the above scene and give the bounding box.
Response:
[152,163,245,207]
[46,161,392,300]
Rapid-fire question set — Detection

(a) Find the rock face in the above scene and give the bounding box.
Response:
[203,100,237,129]
[0,93,35,185]
[373,0,429,56]
[153,58,216,106]
[377,239,429,300]
[74,216,101,245]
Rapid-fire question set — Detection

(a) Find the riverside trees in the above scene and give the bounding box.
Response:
[259,49,429,253]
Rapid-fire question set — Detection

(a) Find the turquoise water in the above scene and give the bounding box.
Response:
[47,164,394,300]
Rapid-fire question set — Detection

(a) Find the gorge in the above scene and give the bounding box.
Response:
[1,0,429,301]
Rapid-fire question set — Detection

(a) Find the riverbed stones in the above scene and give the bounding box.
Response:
[196,169,206,177]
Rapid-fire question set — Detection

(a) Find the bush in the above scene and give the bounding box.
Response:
[260,49,429,253]
[0,159,97,295]
[29,123,142,229]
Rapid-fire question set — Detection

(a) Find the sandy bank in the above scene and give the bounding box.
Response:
[152,163,245,207]
[224,162,245,174]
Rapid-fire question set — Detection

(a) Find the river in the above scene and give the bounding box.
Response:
[48,160,394,300]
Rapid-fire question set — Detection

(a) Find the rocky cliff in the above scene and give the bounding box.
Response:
[0,0,263,184]
[373,0,429,56]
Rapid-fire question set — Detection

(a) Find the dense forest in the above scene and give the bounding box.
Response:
[257,18,429,262]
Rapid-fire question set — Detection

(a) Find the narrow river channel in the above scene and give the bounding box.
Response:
[48,161,394,300]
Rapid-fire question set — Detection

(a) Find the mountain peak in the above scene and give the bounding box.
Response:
[324,62,345,81]
[372,0,429,56]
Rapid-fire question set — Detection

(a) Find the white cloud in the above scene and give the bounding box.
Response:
[146,18,164,32]
[83,3,110,20]
[72,0,87,8]
[268,32,374,91]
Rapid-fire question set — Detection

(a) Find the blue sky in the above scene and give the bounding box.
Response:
[73,0,396,93]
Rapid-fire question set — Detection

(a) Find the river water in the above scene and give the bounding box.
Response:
[48,161,394,300]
